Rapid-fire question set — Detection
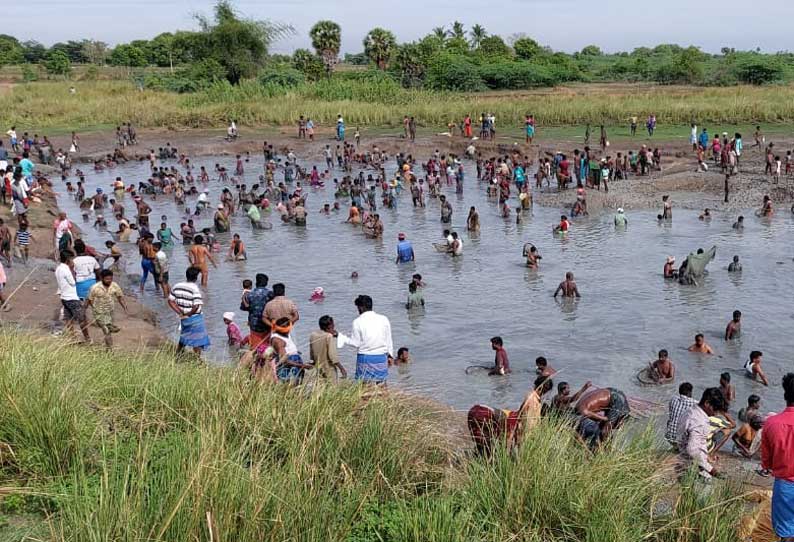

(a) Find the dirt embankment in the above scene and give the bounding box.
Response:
[0,188,165,351]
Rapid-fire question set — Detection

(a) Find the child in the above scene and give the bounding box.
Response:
[223,312,243,347]
[786,151,792,176]
[732,415,763,458]
[86,269,128,348]
[744,350,769,386]
[738,394,761,423]
[774,155,782,183]
[406,281,424,310]
[14,224,32,264]
[719,372,735,407]
[515,207,523,224]
[239,279,252,310]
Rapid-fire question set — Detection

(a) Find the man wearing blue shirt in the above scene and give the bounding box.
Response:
[19,151,34,180]
[395,232,414,264]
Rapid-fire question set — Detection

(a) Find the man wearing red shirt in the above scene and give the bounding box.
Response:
[761,372,794,541]
[489,336,511,376]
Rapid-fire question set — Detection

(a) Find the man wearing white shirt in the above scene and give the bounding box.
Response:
[350,295,393,384]
[55,250,90,342]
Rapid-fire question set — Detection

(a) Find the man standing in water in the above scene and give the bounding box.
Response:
[188,235,217,288]
[395,232,415,263]
[554,272,581,298]
[167,266,210,355]
[489,336,511,376]
[725,310,742,340]
[439,195,453,224]
[349,295,393,384]
[761,373,794,541]
[243,274,273,349]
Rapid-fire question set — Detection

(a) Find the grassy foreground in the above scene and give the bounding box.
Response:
[0,333,743,541]
[3,80,794,133]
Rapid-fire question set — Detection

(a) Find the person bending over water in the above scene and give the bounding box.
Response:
[523,243,541,269]
[744,350,769,386]
[554,271,580,298]
[688,333,714,354]
[576,387,630,448]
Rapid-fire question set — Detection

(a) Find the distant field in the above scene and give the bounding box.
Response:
[2,78,794,135]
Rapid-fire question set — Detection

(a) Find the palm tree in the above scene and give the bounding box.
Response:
[432,26,447,41]
[363,27,397,70]
[469,24,487,49]
[450,21,465,40]
[309,20,342,75]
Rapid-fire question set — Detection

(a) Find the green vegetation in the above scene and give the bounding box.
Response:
[5,79,794,133]
[0,333,742,541]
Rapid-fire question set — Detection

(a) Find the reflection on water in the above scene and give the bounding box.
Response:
[54,155,794,412]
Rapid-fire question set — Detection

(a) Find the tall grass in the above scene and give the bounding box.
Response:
[2,80,794,132]
[0,333,745,541]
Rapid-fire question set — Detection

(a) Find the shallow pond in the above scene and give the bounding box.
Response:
[54,154,794,414]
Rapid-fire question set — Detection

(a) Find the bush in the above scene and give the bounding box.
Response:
[478,62,554,89]
[424,53,485,92]
[302,73,404,103]
[21,64,38,82]
[258,66,305,88]
[513,37,541,61]
[44,51,71,77]
[733,56,783,85]
[292,49,325,82]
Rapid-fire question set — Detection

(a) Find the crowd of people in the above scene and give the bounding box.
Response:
[3,112,794,538]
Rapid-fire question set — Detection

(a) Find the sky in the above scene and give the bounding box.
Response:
[5,0,793,55]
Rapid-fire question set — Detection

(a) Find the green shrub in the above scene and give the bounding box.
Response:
[478,62,554,89]
[258,66,305,88]
[424,53,485,91]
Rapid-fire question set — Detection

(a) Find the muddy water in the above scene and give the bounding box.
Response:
[54,156,794,413]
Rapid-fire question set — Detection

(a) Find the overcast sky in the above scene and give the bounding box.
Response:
[6,0,791,55]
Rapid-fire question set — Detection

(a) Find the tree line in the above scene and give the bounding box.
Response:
[0,1,788,90]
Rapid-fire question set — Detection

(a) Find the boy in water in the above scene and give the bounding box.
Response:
[649,349,675,383]
[719,372,736,407]
[744,350,769,386]
[535,356,556,377]
[728,255,742,272]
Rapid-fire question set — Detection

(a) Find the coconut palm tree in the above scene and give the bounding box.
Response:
[469,24,487,49]
[309,20,341,75]
[432,26,447,41]
[449,21,465,40]
[363,27,397,70]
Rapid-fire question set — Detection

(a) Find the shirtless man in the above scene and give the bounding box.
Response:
[725,310,741,340]
[688,333,714,354]
[649,349,675,383]
[187,235,217,287]
[535,356,556,378]
[551,380,592,412]
[554,271,581,298]
[575,387,630,447]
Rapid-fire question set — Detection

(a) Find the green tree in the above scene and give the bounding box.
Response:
[580,45,602,56]
[0,35,24,66]
[431,27,447,42]
[444,37,469,56]
[394,42,426,87]
[310,20,342,75]
[476,35,511,60]
[45,50,71,76]
[20,40,46,63]
[449,21,465,40]
[363,27,396,70]
[292,48,325,81]
[734,56,783,85]
[513,37,541,61]
[469,24,487,49]
[192,0,293,84]
[109,44,148,67]
[50,41,88,63]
